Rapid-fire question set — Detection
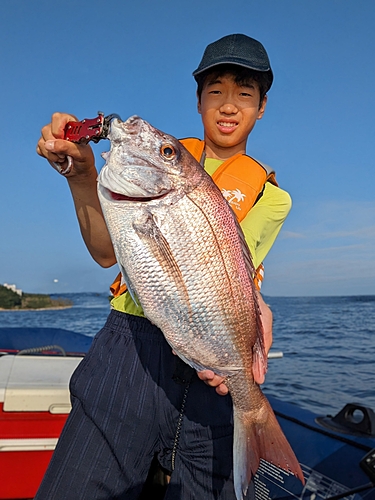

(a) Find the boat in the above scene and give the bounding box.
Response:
[0,327,91,500]
[255,397,375,500]
[0,327,374,499]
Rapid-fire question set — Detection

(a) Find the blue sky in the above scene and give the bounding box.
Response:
[1,0,374,297]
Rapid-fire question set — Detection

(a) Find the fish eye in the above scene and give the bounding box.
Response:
[160,144,176,160]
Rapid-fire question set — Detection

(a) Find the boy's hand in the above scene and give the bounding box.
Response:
[197,292,273,395]
[197,370,230,395]
[36,112,96,178]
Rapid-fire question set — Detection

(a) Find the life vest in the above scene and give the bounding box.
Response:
[180,138,277,222]
[110,138,276,296]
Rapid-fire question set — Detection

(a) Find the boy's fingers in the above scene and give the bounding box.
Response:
[215,383,229,396]
[40,138,92,165]
[37,139,70,163]
[44,139,75,155]
[197,370,229,395]
[37,112,96,178]
[50,112,78,138]
[197,369,215,382]
[198,368,265,388]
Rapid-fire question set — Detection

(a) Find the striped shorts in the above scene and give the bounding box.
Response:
[35,310,254,499]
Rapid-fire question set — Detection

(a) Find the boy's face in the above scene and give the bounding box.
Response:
[197,73,267,160]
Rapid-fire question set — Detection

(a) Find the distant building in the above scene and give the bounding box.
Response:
[3,283,22,296]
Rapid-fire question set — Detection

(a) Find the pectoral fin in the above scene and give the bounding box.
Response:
[133,214,189,302]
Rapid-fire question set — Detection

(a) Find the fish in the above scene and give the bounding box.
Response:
[97,115,304,499]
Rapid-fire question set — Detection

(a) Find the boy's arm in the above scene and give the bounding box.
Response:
[241,182,292,269]
[37,113,116,268]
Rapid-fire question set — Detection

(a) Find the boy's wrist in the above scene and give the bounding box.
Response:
[65,163,98,185]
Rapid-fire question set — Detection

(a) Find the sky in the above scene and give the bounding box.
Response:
[0,0,374,297]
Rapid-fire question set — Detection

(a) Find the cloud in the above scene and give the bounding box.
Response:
[279,231,305,239]
[262,199,375,296]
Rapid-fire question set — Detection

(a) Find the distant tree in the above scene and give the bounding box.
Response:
[0,285,22,309]
[0,285,72,309]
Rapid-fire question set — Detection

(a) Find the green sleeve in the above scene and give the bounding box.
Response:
[240,182,292,269]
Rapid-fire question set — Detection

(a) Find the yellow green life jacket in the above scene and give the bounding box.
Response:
[179,138,277,222]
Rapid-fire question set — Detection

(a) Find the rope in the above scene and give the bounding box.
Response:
[16,344,66,356]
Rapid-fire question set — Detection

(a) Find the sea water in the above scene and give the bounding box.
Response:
[263,295,375,415]
[0,293,374,416]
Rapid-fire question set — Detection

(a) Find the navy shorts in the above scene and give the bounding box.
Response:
[35,310,255,499]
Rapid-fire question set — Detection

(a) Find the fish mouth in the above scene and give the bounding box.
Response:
[97,163,172,203]
[98,184,169,203]
[107,189,168,203]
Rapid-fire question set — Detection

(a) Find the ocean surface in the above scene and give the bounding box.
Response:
[0,293,374,416]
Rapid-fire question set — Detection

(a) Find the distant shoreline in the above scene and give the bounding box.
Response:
[0,285,74,311]
[0,305,73,312]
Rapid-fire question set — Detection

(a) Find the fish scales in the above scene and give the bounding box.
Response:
[111,179,252,372]
[97,116,304,499]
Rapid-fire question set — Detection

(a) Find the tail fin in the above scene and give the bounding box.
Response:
[233,390,304,500]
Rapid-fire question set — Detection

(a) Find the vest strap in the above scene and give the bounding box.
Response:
[179,137,205,164]
[110,272,127,297]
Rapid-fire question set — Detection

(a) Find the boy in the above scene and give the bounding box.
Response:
[35,34,291,499]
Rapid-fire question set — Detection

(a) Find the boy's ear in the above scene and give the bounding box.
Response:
[257,95,267,120]
[197,92,201,114]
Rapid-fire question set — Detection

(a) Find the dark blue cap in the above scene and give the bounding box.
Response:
[193,34,273,91]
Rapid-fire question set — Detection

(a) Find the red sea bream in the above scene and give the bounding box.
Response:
[97,116,304,499]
